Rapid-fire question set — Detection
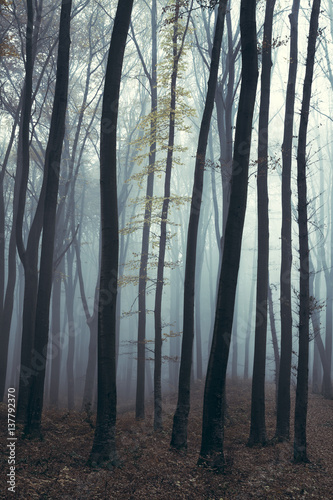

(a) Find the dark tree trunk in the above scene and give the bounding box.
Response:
[134,0,157,422]
[198,0,258,469]
[294,0,321,463]
[215,5,235,249]
[170,0,227,450]
[23,0,72,437]
[89,0,133,467]
[154,0,190,431]
[248,0,276,447]
[16,0,48,424]
[276,0,300,442]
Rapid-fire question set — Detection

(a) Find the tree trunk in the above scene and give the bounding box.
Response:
[276,0,300,442]
[49,266,63,407]
[16,2,49,424]
[0,108,20,400]
[232,290,239,380]
[195,249,203,381]
[170,0,227,450]
[135,0,157,421]
[248,0,276,447]
[23,0,72,437]
[294,0,321,463]
[309,257,333,399]
[268,282,280,407]
[198,0,258,469]
[154,0,188,431]
[65,247,76,411]
[89,0,133,467]
[244,242,256,381]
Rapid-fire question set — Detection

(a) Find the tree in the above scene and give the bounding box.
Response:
[170,0,227,449]
[23,0,72,436]
[88,0,134,467]
[275,0,300,442]
[131,0,158,422]
[153,0,193,431]
[294,0,321,463]
[248,0,276,447]
[198,0,258,470]
[16,0,44,423]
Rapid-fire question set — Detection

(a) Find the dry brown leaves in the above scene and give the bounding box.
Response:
[0,381,332,499]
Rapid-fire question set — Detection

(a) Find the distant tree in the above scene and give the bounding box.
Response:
[198,0,258,470]
[268,281,279,407]
[153,0,193,431]
[88,0,134,467]
[130,0,158,422]
[294,0,321,463]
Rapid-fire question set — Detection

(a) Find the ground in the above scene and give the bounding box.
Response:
[1,381,332,499]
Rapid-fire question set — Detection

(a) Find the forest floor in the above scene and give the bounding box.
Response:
[1,381,333,499]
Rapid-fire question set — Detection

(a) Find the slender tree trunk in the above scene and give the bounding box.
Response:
[316,163,333,399]
[244,243,256,381]
[49,265,63,407]
[268,282,279,407]
[82,315,98,410]
[309,257,333,398]
[232,290,239,380]
[154,0,187,431]
[195,249,203,381]
[89,0,133,467]
[0,108,20,364]
[276,0,300,441]
[170,0,227,449]
[65,247,76,411]
[0,123,20,400]
[322,266,333,398]
[248,0,276,447]
[135,0,157,421]
[312,341,321,394]
[294,0,321,463]
[198,0,258,469]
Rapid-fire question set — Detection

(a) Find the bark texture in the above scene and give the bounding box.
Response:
[294,0,321,463]
[276,0,300,442]
[248,0,276,447]
[89,0,134,466]
[134,0,157,422]
[24,0,72,436]
[170,0,227,450]
[198,0,258,470]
